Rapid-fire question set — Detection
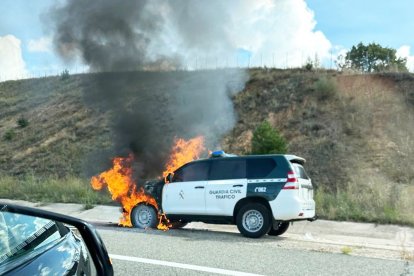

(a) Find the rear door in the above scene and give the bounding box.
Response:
[205,159,247,216]
[162,161,209,215]
[292,163,313,200]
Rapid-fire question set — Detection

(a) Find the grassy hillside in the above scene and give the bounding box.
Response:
[1,69,413,225]
[223,69,414,225]
[0,75,112,176]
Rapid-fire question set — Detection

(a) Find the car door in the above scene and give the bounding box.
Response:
[205,159,247,216]
[292,163,313,201]
[162,161,209,215]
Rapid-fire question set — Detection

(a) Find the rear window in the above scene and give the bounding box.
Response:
[292,163,309,179]
[173,161,210,182]
[247,158,276,179]
[209,159,246,180]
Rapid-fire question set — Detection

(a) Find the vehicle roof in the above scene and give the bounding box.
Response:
[193,154,306,164]
[283,155,306,165]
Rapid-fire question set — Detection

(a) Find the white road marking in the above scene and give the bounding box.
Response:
[109,254,264,276]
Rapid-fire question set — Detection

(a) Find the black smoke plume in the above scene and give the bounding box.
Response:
[47,0,248,178]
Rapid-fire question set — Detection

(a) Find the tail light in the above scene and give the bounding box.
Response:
[283,171,299,190]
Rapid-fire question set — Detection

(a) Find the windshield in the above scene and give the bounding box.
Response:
[0,209,61,265]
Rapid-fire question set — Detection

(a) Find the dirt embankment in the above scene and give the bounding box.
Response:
[1,69,413,224]
[222,69,414,225]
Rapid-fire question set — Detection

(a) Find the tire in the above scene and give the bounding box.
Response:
[268,222,290,236]
[131,204,158,229]
[236,203,271,238]
[169,221,188,229]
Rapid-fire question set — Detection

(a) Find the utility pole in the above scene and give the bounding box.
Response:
[330,50,333,69]
[286,52,288,69]
[261,53,263,68]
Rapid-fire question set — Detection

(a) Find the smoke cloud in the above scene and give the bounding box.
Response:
[0,35,28,81]
[47,0,330,178]
[48,0,331,70]
[83,70,247,178]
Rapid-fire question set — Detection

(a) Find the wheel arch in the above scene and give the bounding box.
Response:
[233,197,272,223]
[132,202,158,211]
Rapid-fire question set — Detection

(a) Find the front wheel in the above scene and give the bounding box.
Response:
[236,203,271,238]
[268,222,290,236]
[131,204,158,229]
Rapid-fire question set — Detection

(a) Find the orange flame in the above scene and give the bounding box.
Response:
[162,136,205,179]
[90,136,205,229]
[90,155,159,227]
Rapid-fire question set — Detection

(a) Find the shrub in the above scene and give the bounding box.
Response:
[341,246,352,255]
[17,117,29,128]
[60,69,70,81]
[313,77,337,101]
[304,57,313,71]
[3,129,16,141]
[251,121,287,154]
[305,62,313,71]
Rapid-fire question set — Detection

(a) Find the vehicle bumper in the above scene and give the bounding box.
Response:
[269,192,315,221]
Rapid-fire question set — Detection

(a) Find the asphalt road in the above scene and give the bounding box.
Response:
[97,226,412,276]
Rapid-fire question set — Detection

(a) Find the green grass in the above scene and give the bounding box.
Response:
[0,174,112,205]
[315,180,414,227]
[341,246,352,255]
[312,76,338,101]
[83,203,95,210]
[3,129,15,141]
[1,70,413,227]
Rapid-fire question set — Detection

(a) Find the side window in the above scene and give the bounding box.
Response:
[172,162,209,182]
[247,158,276,179]
[292,164,309,180]
[172,168,184,182]
[209,159,246,180]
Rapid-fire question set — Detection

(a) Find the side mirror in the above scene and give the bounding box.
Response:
[0,203,114,276]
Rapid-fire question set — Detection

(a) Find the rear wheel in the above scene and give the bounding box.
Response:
[236,203,271,238]
[268,221,290,236]
[131,204,158,229]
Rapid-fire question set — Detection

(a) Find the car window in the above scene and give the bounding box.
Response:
[209,159,246,180]
[172,161,209,182]
[292,163,309,180]
[172,167,184,182]
[247,158,276,179]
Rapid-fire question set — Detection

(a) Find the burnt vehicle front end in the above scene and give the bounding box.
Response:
[143,179,165,210]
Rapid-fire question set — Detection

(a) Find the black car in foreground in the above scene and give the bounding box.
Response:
[0,203,113,276]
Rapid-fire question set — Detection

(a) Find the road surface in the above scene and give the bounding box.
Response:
[2,200,413,275]
[97,225,413,276]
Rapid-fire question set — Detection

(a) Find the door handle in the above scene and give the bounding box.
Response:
[195,186,205,189]
[233,184,243,187]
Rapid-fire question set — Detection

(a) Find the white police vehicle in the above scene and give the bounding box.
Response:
[132,151,316,238]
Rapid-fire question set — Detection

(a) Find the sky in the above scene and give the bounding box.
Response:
[0,0,413,81]
[308,1,414,49]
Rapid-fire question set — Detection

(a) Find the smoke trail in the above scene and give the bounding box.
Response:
[47,0,248,178]
[47,0,331,178]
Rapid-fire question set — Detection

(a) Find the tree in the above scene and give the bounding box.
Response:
[338,42,407,72]
[251,121,287,154]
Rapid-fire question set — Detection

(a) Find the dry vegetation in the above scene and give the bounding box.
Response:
[0,69,413,226]
[223,69,414,226]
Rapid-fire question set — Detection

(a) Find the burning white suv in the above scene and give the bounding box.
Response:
[131,151,316,238]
